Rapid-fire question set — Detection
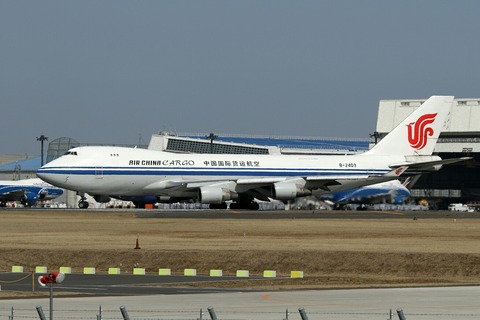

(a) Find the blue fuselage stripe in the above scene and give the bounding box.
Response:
[37,166,390,177]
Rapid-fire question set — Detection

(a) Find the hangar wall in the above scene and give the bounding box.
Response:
[377,98,480,135]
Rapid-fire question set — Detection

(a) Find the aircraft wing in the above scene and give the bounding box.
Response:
[138,167,409,203]
[144,178,288,202]
[0,188,27,202]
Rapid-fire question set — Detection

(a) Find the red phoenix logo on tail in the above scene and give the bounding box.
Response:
[407,113,437,150]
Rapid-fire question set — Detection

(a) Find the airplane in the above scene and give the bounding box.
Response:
[0,178,64,207]
[320,179,411,209]
[37,96,470,210]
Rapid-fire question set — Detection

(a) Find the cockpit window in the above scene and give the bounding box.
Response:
[64,151,78,155]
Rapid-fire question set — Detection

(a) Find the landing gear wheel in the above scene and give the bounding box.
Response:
[77,193,90,209]
[209,203,227,209]
[248,202,259,210]
[78,200,89,209]
[229,201,259,210]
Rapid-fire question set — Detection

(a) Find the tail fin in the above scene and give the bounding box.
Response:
[366,95,454,156]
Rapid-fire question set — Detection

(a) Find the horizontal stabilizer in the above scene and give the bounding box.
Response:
[390,157,472,172]
[307,175,369,181]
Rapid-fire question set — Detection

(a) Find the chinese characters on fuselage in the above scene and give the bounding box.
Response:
[128,159,261,167]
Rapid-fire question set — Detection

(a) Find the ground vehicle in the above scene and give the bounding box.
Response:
[448,203,475,212]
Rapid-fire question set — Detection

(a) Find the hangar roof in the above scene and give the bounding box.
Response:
[0,156,42,172]
[179,133,369,152]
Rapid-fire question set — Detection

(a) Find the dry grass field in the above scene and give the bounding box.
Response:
[1,209,480,293]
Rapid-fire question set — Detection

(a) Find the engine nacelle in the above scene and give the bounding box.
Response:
[198,187,233,204]
[37,188,48,200]
[22,192,39,207]
[272,182,312,201]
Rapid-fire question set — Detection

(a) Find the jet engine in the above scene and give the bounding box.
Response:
[37,188,49,200]
[272,182,312,201]
[21,192,39,207]
[198,187,235,204]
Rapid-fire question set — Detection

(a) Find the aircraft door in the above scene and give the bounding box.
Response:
[95,167,103,179]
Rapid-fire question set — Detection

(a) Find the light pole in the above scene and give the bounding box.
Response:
[207,132,217,154]
[36,135,48,166]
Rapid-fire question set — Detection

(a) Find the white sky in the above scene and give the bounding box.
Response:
[1,1,479,154]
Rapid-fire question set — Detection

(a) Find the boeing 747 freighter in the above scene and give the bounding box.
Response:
[37,96,468,209]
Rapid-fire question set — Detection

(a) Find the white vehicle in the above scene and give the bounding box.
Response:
[448,203,475,212]
[37,96,469,210]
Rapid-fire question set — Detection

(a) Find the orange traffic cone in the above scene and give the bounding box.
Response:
[134,234,141,250]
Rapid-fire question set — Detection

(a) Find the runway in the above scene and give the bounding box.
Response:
[1,286,480,319]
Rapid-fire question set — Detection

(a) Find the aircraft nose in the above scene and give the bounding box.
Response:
[36,166,61,186]
[36,169,51,183]
[36,156,68,183]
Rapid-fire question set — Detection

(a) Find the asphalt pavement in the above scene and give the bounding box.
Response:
[0,272,263,296]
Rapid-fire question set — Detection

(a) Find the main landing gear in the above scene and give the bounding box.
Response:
[209,203,228,210]
[78,194,89,209]
[208,201,260,210]
[230,201,259,210]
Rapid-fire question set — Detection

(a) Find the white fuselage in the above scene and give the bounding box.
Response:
[37,146,413,196]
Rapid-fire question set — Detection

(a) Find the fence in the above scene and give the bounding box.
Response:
[2,306,480,320]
